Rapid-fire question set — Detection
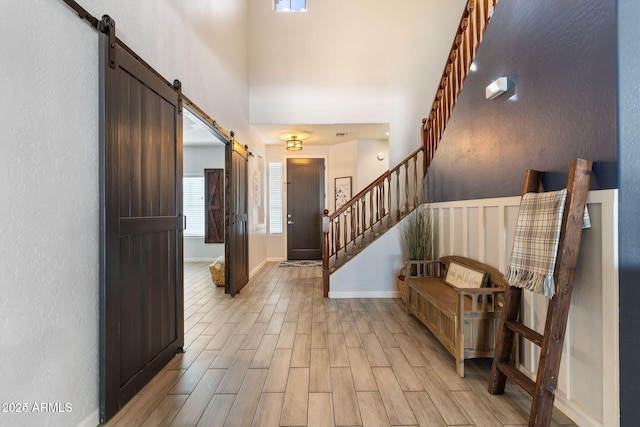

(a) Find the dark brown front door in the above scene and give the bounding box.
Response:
[99,34,184,422]
[226,140,249,295]
[287,158,325,260]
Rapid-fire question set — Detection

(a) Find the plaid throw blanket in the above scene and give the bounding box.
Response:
[505,189,567,298]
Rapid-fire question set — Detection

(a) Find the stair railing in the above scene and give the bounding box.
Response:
[322,148,425,294]
[423,0,498,172]
[323,0,499,297]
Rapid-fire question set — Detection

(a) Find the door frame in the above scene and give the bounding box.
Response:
[282,155,328,258]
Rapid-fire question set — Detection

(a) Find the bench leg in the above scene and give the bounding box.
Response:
[456,357,464,377]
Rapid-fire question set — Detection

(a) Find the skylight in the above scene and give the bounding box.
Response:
[274,0,307,12]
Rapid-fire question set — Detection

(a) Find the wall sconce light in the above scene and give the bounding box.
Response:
[286,135,303,151]
[485,77,512,100]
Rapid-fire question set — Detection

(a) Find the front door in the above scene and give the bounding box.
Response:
[287,158,325,260]
[226,139,249,295]
[99,34,184,421]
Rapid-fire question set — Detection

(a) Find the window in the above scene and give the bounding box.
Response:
[183,176,205,237]
[274,0,307,12]
[269,162,284,234]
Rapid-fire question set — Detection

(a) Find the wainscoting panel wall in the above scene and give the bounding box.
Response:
[429,189,618,427]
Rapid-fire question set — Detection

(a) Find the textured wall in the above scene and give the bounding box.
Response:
[0,2,99,426]
[1,1,253,425]
[617,0,640,424]
[426,0,617,202]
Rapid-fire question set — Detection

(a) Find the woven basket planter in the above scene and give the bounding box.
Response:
[209,263,225,287]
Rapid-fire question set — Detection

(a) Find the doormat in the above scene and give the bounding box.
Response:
[279,260,322,268]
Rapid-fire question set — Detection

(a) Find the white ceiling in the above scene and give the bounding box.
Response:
[252,123,389,147]
[185,109,390,148]
[183,108,226,146]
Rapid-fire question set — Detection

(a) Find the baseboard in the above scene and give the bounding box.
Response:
[184,258,216,263]
[328,290,400,299]
[267,257,285,262]
[77,408,99,427]
[518,366,604,427]
[250,258,269,278]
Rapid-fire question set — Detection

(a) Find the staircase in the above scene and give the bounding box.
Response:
[322,0,500,297]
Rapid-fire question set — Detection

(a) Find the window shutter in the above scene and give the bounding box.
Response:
[183,176,205,237]
[269,162,284,234]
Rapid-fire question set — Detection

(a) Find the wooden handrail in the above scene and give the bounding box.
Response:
[330,146,425,220]
[323,0,499,297]
[422,0,498,174]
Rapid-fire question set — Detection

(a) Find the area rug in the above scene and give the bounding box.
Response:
[278,260,322,267]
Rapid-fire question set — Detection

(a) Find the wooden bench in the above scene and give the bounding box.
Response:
[405,255,506,377]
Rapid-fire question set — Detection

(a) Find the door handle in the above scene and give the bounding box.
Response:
[287,220,294,225]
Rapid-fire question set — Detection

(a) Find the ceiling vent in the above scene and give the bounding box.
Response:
[335,132,349,137]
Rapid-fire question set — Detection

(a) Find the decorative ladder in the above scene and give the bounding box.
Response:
[322,0,499,297]
[488,158,593,427]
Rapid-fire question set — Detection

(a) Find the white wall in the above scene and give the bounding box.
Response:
[357,139,389,190]
[330,191,619,427]
[329,141,358,211]
[248,0,467,164]
[1,1,256,425]
[184,145,225,262]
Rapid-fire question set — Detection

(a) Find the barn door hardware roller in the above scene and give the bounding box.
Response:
[97,15,116,69]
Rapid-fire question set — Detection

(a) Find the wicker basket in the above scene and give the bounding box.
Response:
[396,275,407,303]
[209,263,225,287]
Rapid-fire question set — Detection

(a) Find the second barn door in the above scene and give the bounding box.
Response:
[226,139,249,295]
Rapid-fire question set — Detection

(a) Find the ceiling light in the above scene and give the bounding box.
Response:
[286,135,303,151]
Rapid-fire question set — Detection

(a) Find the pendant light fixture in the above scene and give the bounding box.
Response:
[286,135,303,151]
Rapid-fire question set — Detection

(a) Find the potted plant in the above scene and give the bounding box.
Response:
[397,204,434,302]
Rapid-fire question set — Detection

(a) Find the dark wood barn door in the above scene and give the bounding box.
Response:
[226,139,249,296]
[205,168,224,243]
[99,34,184,422]
[287,158,325,260]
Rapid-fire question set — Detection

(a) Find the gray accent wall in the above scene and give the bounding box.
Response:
[426,0,617,202]
[617,0,640,424]
[424,0,639,423]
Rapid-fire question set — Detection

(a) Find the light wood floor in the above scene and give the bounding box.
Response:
[105,262,576,427]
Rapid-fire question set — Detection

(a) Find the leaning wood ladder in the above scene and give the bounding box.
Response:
[488,158,593,427]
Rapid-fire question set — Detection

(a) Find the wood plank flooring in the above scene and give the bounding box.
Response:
[105,262,577,427]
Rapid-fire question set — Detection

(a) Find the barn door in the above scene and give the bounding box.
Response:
[205,168,224,243]
[99,28,184,422]
[226,138,249,296]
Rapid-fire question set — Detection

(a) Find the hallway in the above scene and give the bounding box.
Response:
[105,262,576,426]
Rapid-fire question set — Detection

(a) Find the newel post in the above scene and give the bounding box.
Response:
[322,209,330,297]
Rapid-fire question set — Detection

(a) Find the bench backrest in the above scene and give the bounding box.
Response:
[439,255,507,289]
